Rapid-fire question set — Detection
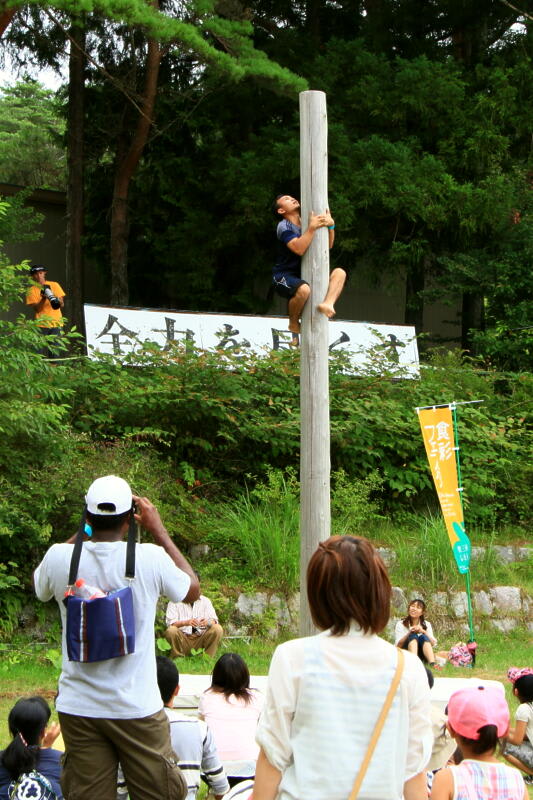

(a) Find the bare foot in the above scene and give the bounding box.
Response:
[288,320,301,334]
[317,303,336,319]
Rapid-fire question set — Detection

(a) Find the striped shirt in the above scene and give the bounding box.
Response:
[449,759,525,800]
[164,708,229,800]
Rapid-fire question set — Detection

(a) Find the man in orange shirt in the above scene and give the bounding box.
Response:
[26,264,66,357]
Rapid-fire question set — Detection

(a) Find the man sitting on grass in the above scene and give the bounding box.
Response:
[157,657,229,800]
[164,590,223,658]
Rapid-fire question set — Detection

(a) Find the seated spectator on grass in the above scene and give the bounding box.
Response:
[199,653,264,787]
[504,670,533,783]
[156,656,229,800]
[164,591,223,658]
[395,598,440,669]
[0,697,63,800]
[424,668,456,795]
[430,685,526,800]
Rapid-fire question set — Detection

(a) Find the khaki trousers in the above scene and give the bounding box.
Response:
[164,623,224,658]
[59,708,187,800]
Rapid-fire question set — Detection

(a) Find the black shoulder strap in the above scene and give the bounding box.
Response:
[68,505,88,587]
[67,504,136,587]
[125,507,136,579]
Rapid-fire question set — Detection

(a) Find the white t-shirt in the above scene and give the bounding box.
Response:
[256,626,432,800]
[516,702,533,744]
[34,541,190,719]
[394,619,436,646]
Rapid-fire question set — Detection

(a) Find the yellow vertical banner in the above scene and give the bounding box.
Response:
[417,406,471,574]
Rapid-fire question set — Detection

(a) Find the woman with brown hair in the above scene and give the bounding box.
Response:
[395,598,439,668]
[253,536,432,800]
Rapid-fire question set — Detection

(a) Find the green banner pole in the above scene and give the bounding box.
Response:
[451,403,475,642]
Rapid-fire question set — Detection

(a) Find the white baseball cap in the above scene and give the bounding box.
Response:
[85,475,133,515]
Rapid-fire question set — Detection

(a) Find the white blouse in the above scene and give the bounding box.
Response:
[394,619,436,647]
[256,626,432,800]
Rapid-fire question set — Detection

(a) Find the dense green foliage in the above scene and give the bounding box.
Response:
[87,37,533,333]
[64,346,531,527]
[0,79,66,189]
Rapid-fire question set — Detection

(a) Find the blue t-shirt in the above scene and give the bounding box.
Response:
[0,748,63,800]
[274,220,301,277]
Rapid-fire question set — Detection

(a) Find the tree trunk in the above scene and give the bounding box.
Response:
[305,0,321,48]
[363,0,392,55]
[404,258,425,335]
[0,9,16,35]
[66,18,86,340]
[110,23,161,305]
[461,292,485,354]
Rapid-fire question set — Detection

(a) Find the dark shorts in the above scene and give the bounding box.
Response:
[38,327,63,359]
[402,632,431,662]
[272,273,308,300]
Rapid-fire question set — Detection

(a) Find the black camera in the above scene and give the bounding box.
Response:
[42,285,61,310]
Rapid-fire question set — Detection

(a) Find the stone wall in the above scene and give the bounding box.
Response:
[226,585,531,639]
[225,545,531,639]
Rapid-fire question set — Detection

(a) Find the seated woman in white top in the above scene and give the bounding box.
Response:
[253,536,433,800]
[394,598,439,668]
[198,653,263,786]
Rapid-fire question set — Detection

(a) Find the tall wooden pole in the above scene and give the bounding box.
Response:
[299,90,331,636]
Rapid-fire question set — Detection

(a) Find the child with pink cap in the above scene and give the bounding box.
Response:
[431,685,527,800]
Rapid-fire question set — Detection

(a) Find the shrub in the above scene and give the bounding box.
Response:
[204,468,300,596]
[0,220,78,627]
[61,344,532,529]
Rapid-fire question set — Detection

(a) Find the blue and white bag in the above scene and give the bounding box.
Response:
[63,507,136,663]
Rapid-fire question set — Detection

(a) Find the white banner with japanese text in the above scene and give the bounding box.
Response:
[84,304,419,377]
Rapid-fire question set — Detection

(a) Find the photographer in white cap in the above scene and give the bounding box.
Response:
[34,475,199,800]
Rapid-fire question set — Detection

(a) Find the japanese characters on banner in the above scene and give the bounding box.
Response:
[417,406,471,574]
[84,304,420,377]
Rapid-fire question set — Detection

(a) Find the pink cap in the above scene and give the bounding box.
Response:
[447,685,509,739]
[507,667,533,683]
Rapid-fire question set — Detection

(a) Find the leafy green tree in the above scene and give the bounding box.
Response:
[0,200,77,626]
[3,0,307,317]
[90,22,532,356]
[0,187,44,243]
[0,78,66,188]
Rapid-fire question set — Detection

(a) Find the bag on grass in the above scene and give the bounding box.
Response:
[447,642,473,667]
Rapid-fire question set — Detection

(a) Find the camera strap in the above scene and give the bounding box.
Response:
[68,504,136,587]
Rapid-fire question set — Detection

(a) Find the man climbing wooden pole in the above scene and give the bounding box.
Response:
[299,90,332,636]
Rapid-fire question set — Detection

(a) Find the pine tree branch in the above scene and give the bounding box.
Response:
[498,0,533,22]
